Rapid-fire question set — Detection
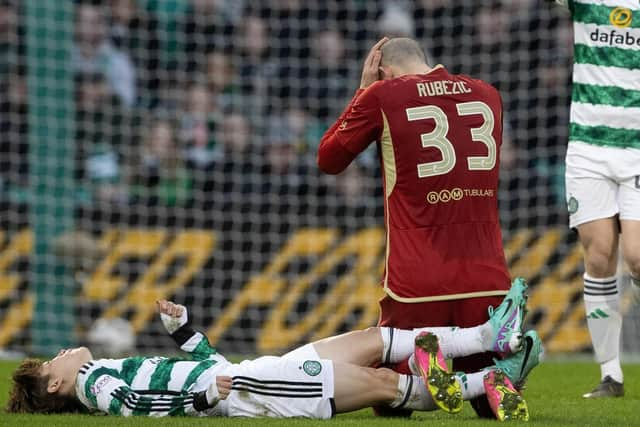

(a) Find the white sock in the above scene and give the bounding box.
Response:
[583,273,623,383]
[413,325,488,359]
[379,327,419,364]
[602,357,623,383]
[456,370,487,401]
[380,325,488,364]
[390,374,437,411]
[398,366,489,403]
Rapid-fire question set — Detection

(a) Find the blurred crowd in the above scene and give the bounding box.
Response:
[0,0,573,241]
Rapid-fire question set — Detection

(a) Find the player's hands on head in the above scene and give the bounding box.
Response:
[360,37,389,89]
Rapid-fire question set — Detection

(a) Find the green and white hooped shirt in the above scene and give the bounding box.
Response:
[558,0,640,149]
[75,330,230,416]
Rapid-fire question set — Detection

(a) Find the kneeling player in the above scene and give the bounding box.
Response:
[7,288,541,421]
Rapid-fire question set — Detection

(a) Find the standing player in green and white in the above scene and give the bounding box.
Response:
[554,0,640,398]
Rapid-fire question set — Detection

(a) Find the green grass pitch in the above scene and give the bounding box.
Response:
[1,360,639,426]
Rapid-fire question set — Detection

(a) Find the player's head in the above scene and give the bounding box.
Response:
[379,37,429,79]
[6,347,92,413]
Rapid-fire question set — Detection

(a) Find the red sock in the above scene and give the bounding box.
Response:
[391,358,412,375]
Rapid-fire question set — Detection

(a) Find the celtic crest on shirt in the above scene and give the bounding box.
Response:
[567,196,579,214]
[303,360,322,376]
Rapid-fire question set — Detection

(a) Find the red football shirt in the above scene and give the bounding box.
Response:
[318,66,510,301]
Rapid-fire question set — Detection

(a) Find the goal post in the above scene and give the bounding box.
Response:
[25,0,76,355]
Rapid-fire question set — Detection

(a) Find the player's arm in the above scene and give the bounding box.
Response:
[317,85,384,174]
[77,363,231,417]
[156,300,218,361]
[317,38,387,174]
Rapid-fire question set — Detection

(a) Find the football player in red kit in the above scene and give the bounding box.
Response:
[318,37,520,418]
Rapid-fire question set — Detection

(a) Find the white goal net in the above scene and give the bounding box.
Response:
[0,0,637,358]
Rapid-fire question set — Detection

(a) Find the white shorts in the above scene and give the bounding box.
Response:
[281,343,320,360]
[219,356,335,419]
[565,141,640,228]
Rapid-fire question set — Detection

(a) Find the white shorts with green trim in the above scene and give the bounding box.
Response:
[565,141,640,229]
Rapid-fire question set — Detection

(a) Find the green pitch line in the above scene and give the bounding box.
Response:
[1,360,639,426]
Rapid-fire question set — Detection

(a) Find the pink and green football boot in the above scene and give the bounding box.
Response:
[483,369,529,421]
[414,332,463,413]
[487,277,529,355]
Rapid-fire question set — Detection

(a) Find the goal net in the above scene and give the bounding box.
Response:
[0,0,637,358]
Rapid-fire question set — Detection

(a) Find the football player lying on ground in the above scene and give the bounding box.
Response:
[7,281,542,421]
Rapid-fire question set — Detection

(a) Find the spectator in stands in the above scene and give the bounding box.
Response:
[250,0,313,113]
[256,114,327,246]
[199,111,254,201]
[72,1,136,107]
[0,0,20,77]
[75,71,131,209]
[108,0,160,108]
[0,0,27,190]
[377,3,415,39]
[471,2,511,84]
[496,121,543,229]
[322,161,382,231]
[130,119,192,208]
[180,82,219,169]
[503,48,571,228]
[84,142,128,206]
[306,28,352,122]
[0,64,28,189]
[74,71,137,185]
[284,106,315,151]
[499,4,573,227]
[411,0,467,65]
[204,50,240,111]
[264,118,300,177]
[235,15,277,117]
[191,111,257,233]
[217,112,253,160]
[250,0,311,60]
[180,0,235,75]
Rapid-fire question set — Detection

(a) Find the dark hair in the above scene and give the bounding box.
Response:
[6,358,84,414]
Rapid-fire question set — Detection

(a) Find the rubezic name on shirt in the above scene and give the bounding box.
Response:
[417,80,472,97]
